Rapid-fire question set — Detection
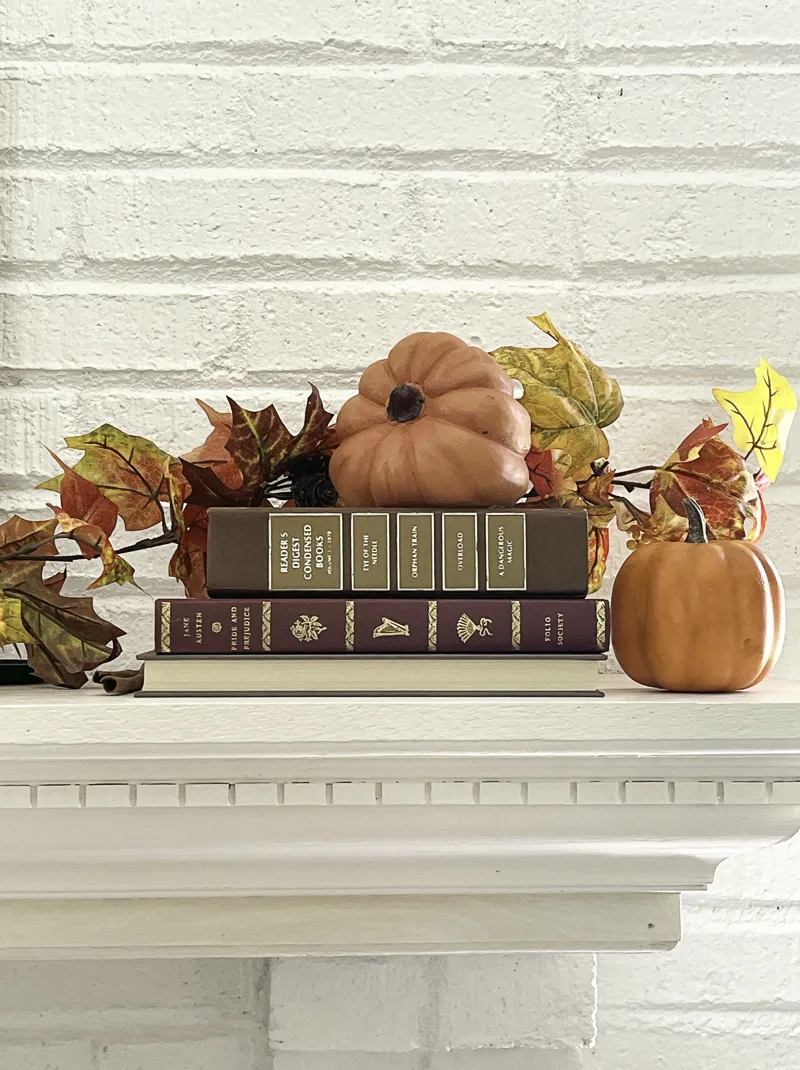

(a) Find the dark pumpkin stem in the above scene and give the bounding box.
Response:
[684,496,709,544]
[387,383,425,424]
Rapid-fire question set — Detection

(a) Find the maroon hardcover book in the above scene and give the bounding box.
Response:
[156,597,609,655]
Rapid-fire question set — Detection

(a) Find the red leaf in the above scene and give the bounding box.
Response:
[182,459,248,509]
[226,385,335,495]
[525,448,569,500]
[227,399,294,493]
[47,449,118,538]
[668,418,728,464]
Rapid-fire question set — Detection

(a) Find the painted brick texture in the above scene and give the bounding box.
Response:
[2,0,800,1066]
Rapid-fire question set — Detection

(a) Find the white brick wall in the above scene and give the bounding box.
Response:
[3,0,800,1065]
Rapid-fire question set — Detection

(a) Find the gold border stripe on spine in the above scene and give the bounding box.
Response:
[345,600,355,652]
[427,600,437,651]
[160,602,171,652]
[262,602,271,652]
[511,600,521,652]
[596,601,607,651]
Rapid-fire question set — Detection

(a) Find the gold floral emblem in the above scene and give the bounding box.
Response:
[290,614,327,642]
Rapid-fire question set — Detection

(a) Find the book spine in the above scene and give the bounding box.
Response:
[156,598,609,655]
[206,508,589,597]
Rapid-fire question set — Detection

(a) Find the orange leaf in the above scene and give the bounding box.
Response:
[666,419,727,464]
[0,516,58,560]
[166,464,208,597]
[50,510,135,589]
[580,466,615,506]
[525,448,571,500]
[587,525,610,593]
[182,400,243,490]
[650,418,759,540]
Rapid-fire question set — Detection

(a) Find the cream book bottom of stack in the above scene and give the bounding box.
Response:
[137,653,605,697]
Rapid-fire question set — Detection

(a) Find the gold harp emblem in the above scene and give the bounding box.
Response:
[373,617,411,638]
[456,614,493,643]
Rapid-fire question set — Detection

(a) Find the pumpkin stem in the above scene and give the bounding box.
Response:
[387,383,425,424]
[684,496,709,544]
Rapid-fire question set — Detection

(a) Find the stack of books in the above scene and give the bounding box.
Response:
[139,507,609,697]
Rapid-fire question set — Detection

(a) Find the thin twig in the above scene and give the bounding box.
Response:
[613,465,658,478]
[612,479,654,491]
[5,529,178,564]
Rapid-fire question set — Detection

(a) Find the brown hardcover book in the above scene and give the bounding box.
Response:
[206,507,589,597]
[155,597,609,655]
[138,651,605,697]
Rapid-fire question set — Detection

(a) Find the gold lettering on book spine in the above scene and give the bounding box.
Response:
[427,600,437,651]
[262,602,271,652]
[596,601,606,651]
[160,603,170,652]
[345,600,355,652]
[511,600,521,651]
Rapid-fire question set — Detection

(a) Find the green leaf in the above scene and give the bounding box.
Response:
[492,313,623,476]
[0,560,124,688]
[39,425,176,532]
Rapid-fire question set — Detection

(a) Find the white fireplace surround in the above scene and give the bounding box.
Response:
[0,680,798,960]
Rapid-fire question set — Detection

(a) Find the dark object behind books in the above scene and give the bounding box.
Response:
[0,659,41,686]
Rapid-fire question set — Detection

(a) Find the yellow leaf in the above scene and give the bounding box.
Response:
[712,358,798,483]
[492,313,623,477]
[0,597,35,645]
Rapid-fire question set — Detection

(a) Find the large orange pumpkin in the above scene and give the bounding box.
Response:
[330,332,532,507]
[611,498,784,692]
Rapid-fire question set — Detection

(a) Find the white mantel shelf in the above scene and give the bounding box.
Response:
[1,679,799,960]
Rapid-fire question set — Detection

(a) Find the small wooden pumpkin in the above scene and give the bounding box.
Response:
[611,498,784,692]
[330,332,532,507]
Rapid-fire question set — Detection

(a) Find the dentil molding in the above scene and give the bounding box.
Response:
[0,680,799,958]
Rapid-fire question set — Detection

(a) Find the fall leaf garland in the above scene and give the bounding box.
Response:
[0,387,335,687]
[0,319,796,686]
[495,316,795,592]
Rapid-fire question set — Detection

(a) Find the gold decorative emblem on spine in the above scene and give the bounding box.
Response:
[262,602,271,651]
[427,600,437,651]
[291,614,327,642]
[511,600,521,652]
[456,614,493,643]
[160,602,171,652]
[373,617,410,638]
[596,600,607,651]
[345,600,355,651]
